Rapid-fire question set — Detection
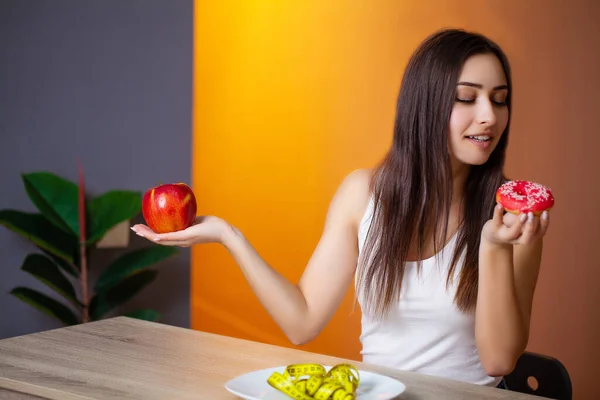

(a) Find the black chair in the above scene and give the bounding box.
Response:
[504,351,572,400]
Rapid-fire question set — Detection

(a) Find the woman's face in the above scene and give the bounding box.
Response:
[447,53,509,169]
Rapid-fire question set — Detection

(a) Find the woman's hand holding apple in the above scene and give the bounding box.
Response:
[131,215,234,247]
[133,182,236,247]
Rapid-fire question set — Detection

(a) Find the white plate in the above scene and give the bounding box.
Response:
[224,365,406,399]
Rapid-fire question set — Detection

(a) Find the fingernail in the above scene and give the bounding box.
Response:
[136,232,145,238]
[520,213,527,222]
[542,211,549,220]
[130,227,137,233]
[528,212,534,222]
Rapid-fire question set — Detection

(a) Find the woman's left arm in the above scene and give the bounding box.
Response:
[475,205,549,377]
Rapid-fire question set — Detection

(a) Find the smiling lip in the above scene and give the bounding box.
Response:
[465,131,493,139]
[464,131,494,149]
[465,135,492,149]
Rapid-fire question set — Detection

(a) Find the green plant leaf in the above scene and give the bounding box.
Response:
[22,172,79,235]
[95,246,178,292]
[124,309,161,322]
[0,210,77,263]
[39,247,79,278]
[89,270,157,320]
[10,287,79,326]
[87,190,142,244]
[20,253,81,308]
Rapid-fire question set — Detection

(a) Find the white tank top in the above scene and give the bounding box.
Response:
[356,196,501,387]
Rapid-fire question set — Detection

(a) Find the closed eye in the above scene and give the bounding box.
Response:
[455,97,507,107]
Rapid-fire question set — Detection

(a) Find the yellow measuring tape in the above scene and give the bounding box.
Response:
[267,363,360,400]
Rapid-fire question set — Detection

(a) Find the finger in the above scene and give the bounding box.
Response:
[502,211,519,228]
[538,210,550,236]
[130,226,192,247]
[130,224,156,238]
[130,224,186,243]
[501,212,527,241]
[492,204,504,227]
[519,212,539,243]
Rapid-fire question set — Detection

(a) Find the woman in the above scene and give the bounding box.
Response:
[132,28,550,388]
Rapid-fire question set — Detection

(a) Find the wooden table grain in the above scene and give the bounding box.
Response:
[0,317,548,400]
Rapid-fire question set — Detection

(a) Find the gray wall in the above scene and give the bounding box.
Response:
[0,0,193,337]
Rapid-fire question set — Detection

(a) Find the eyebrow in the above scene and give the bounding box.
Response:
[457,81,508,91]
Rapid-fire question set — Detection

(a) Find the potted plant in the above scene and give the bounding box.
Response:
[0,162,178,325]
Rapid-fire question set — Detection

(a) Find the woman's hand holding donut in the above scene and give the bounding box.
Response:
[481,204,550,247]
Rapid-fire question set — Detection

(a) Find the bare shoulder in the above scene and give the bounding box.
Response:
[327,168,373,229]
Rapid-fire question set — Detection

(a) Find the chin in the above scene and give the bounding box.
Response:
[456,144,497,166]
[456,153,492,166]
[468,157,491,166]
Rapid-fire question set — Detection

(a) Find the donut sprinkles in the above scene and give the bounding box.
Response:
[496,180,555,215]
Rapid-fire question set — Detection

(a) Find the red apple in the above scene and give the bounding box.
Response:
[142,182,197,233]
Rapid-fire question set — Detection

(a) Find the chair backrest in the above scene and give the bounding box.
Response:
[504,351,572,400]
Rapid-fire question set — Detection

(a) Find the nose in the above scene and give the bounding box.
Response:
[476,99,497,126]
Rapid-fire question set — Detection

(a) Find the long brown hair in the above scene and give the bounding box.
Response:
[357,29,512,318]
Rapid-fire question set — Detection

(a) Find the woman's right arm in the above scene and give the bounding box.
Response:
[221,169,370,344]
[132,169,372,345]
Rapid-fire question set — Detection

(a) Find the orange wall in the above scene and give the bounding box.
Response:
[192,1,599,398]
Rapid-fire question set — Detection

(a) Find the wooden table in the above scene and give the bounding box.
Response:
[0,317,547,400]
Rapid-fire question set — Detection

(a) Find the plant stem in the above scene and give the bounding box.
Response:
[80,242,89,323]
[77,158,89,323]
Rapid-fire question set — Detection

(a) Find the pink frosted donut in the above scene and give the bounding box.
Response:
[496,180,555,215]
